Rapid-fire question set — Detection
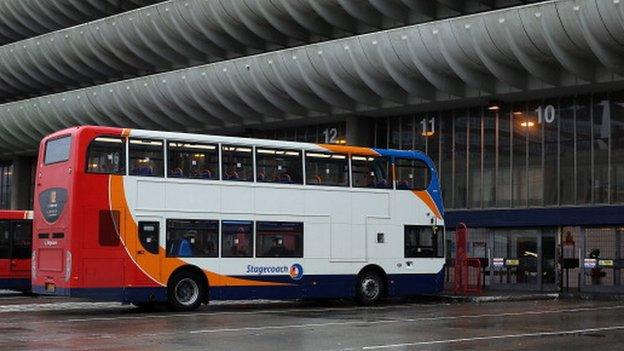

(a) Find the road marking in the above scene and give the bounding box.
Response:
[362,325,624,349]
[59,302,441,323]
[190,319,405,334]
[0,301,124,313]
[187,305,624,334]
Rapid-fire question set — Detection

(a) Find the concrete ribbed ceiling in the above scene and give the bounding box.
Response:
[0,0,622,154]
[0,0,540,102]
[0,0,164,45]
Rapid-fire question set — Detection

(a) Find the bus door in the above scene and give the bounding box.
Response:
[134,217,162,283]
[9,221,32,273]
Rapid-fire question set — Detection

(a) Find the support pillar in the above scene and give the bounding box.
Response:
[10,157,34,210]
[345,116,374,146]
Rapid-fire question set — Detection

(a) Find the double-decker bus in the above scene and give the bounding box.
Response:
[0,210,32,292]
[33,126,445,311]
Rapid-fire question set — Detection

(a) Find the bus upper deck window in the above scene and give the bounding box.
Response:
[44,136,71,165]
[256,148,302,184]
[221,145,253,182]
[395,158,430,190]
[351,155,392,189]
[129,139,164,177]
[305,152,349,187]
[86,137,125,174]
[168,142,219,180]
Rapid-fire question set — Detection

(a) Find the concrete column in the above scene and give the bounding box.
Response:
[345,116,374,146]
[10,156,34,210]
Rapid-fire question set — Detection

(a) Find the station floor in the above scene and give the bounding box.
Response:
[0,291,622,350]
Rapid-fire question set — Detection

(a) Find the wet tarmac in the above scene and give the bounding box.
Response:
[0,292,622,350]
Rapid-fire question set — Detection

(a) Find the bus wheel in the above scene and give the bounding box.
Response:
[168,271,205,311]
[356,271,384,305]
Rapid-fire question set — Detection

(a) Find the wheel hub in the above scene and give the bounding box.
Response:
[175,277,199,306]
[362,277,380,299]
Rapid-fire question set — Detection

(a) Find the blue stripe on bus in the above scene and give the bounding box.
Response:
[0,278,30,291]
[31,271,444,304]
[373,148,445,215]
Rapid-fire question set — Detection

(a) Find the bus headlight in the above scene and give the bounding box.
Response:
[64,251,72,282]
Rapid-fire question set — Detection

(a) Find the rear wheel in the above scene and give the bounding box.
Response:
[356,271,384,305]
[167,271,205,311]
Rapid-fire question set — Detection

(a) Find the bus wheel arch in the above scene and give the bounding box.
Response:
[355,265,387,305]
[167,265,209,311]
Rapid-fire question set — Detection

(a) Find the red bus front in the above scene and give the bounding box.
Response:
[0,210,32,292]
[32,126,164,302]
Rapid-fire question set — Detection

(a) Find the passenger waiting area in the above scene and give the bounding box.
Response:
[444,226,624,294]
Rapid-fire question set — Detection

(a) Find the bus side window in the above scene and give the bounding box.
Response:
[256,148,303,184]
[221,145,253,181]
[351,155,392,189]
[99,210,120,247]
[256,221,303,258]
[86,137,125,174]
[168,142,219,180]
[221,221,253,258]
[129,139,164,177]
[166,219,218,258]
[404,226,443,258]
[395,158,431,190]
[138,221,160,255]
[0,221,9,259]
[305,152,349,186]
[11,221,32,259]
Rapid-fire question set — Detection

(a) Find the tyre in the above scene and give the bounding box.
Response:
[355,271,384,305]
[167,270,206,312]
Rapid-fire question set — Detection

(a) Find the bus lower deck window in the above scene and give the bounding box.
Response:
[221,221,253,257]
[404,225,443,258]
[166,219,218,257]
[256,222,303,258]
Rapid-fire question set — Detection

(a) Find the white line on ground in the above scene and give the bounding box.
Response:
[59,302,440,323]
[361,325,624,349]
[187,305,624,334]
[189,319,404,334]
[0,301,124,313]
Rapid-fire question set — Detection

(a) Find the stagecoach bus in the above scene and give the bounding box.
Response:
[33,126,445,311]
[0,210,32,292]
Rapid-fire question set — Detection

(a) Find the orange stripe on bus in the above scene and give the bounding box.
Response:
[412,190,442,220]
[318,144,379,156]
[121,128,131,137]
[109,176,291,288]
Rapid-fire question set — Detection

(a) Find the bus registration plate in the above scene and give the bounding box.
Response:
[45,283,56,293]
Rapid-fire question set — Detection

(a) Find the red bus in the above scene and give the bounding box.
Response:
[33,126,445,310]
[0,210,32,292]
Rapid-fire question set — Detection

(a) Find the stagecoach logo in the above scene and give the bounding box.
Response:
[245,263,304,281]
[39,188,68,223]
[289,264,304,281]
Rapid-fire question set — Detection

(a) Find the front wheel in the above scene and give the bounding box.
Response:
[356,271,384,305]
[167,271,205,311]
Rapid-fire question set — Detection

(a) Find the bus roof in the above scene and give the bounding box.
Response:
[72,126,434,163]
